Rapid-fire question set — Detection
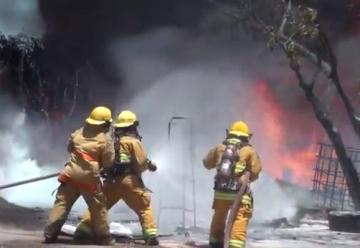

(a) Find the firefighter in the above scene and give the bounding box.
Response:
[75,110,159,245]
[44,106,114,245]
[203,121,262,248]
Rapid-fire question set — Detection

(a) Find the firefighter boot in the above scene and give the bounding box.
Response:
[73,222,94,240]
[95,235,115,246]
[145,236,159,246]
[209,242,224,248]
[44,233,58,244]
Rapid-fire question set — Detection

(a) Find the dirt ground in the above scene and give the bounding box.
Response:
[0,197,193,248]
[1,225,360,248]
[0,197,359,248]
[0,227,201,248]
[1,223,360,248]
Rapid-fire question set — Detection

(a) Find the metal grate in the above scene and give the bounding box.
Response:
[312,143,360,210]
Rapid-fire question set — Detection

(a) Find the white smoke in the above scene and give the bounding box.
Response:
[0,1,58,208]
[252,175,297,223]
[0,0,43,36]
[0,109,56,207]
[0,98,88,211]
[107,26,309,230]
[0,9,321,231]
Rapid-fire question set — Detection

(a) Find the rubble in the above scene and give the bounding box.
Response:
[249,217,360,248]
[261,217,294,228]
[0,198,359,247]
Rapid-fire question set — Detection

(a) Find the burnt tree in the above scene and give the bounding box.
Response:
[0,33,79,125]
[208,0,360,209]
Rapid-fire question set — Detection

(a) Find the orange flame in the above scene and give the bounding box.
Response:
[251,80,320,186]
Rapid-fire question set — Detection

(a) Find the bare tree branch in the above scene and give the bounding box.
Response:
[66,70,80,121]
[290,61,360,209]
[318,32,360,137]
[207,0,360,209]
[279,0,292,34]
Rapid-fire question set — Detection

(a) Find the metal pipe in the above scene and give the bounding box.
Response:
[181,142,186,231]
[167,116,197,228]
[168,117,188,231]
[0,172,59,190]
[189,119,197,228]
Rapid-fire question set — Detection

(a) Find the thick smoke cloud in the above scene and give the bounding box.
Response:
[35,0,208,107]
[0,96,91,215]
[33,0,356,107]
[0,0,359,232]
[105,25,319,228]
[0,96,58,207]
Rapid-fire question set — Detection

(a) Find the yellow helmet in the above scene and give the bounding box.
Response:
[114,110,137,128]
[85,106,112,125]
[228,121,251,137]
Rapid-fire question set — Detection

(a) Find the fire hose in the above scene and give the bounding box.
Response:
[0,161,157,191]
[0,172,59,190]
[224,171,251,248]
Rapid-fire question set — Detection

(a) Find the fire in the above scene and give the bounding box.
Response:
[250,80,321,186]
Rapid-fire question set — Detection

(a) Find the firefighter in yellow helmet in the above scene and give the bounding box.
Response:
[75,110,159,245]
[44,106,115,245]
[203,121,262,248]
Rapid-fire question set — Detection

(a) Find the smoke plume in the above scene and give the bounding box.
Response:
[105,25,320,228]
[1,0,360,232]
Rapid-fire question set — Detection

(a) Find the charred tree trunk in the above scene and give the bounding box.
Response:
[208,0,360,210]
[294,67,360,210]
[319,33,360,140]
[331,77,360,140]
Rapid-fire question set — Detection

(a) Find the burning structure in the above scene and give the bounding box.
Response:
[312,143,360,210]
[0,0,360,247]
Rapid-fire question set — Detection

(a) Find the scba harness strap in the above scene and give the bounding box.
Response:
[109,132,137,178]
[214,138,250,192]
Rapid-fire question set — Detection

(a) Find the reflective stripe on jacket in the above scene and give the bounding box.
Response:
[75,149,97,162]
[203,139,262,182]
[58,173,101,193]
[120,152,132,164]
[61,125,115,185]
[214,191,252,206]
[118,135,149,174]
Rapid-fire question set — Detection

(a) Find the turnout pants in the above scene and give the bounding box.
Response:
[209,192,253,248]
[76,174,157,239]
[44,182,110,240]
